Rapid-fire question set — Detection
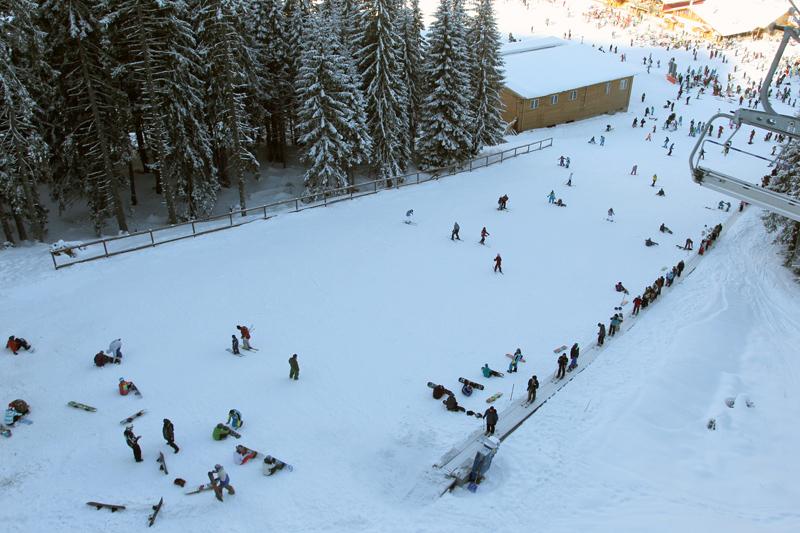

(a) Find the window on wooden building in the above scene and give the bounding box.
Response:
[530,98,539,109]
[550,94,558,105]
[569,90,577,101]
[605,82,611,95]
[620,79,628,90]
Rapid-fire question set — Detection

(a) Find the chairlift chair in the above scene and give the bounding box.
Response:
[689,3,800,222]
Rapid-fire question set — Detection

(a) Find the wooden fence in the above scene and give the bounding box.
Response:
[50,137,553,269]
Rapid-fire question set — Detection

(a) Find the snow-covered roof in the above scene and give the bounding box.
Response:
[689,0,790,36]
[501,37,641,98]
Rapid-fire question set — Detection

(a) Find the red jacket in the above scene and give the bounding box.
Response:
[238,326,250,340]
[6,338,20,353]
[119,381,131,396]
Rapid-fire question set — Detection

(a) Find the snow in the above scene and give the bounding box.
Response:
[3,1,800,531]
[689,0,791,37]
[501,37,642,98]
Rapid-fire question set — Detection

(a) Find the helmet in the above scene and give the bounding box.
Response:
[119,378,124,382]
[214,464,222,471]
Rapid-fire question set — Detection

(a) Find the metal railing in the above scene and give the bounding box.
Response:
[50,137,553,269]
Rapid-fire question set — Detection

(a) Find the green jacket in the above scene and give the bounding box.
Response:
[482,366,492,378]
[212,425,230,441]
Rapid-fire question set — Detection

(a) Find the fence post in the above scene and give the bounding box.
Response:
[150,231,155,246]
[191,221,196,235]
[500,151,504,163]
[51,252,58,270]
[229,213,233,226]
[295,199,299,212]
[324,194,328,206]
[263,206,267,219]
[102,240,109,257]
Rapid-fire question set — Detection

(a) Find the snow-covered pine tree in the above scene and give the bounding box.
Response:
[196,0,259,213]
[283,0,311,144]
[0,0,50,241]
[356,0,409,183]
[40,0,131,236]
[466,0,505,153]
[253,0,290,165]
[296,13,371,196]
[763,141,800,274]
[416,0,473,169]
[400,0,426,163]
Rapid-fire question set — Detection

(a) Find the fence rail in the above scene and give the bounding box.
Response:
[50,137,553,269]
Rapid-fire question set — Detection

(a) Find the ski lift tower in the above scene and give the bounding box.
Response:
[689,1,800,222]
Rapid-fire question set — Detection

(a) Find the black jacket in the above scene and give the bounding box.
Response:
[163,420,175,441]
[484,408,498,425]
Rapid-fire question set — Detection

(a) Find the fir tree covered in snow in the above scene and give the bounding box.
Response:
[296,13,371,196]
[356,0,409,183]
[763,141,800,274]
[416,0,473,169]
[195,0,259,213]
[0,2,49,242]
[466,0,505,153]
[399,0,426,162]
[283,0,311,144]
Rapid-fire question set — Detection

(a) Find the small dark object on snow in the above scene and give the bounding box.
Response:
[174,478,186,487]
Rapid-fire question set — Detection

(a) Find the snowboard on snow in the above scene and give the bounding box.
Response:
[505,353,526,363]
[553,345,568,354]
[120,410,146,425]
[427,382,454,395]
[485,392,503,404]
[157,452,168,475]
[224,425,242,439]
[185,483,215,495]
[87,502,126,512]
[148,498,163,527]
[458,377,485,391]
[68,401,97,412]
[207,471,223,502]
[263,454,295,474]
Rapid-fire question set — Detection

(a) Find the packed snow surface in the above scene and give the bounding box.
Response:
[2,1,800,532]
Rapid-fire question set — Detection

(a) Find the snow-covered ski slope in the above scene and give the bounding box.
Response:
[4,2,800,532]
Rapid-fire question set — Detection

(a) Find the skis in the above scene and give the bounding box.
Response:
[157,452,168,475]
[241,347,259,352]
[458,377,485,391]
[226,348,245,357]
[185,484,214,495]
[148,498,163,527]
[505,353,526,363]
[207,472,223,502]
[485,392,503,404]
[120,410,146,425]
[68,401,97,412]
[86,502,126,512]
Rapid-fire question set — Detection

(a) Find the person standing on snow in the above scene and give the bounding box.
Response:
[493,254,502,273]
[236,325,252,350]
[568,343,579,371]
[597,323,606,346]
[451,222,460,241]
[480,227,490,245]
[108,338,122,361]
[231,335,240,355]
[526,375,539,405]
[557,353,568,379]
[124,425,143,462]
[630,164,638,175]
[163,418,179,453]
[484,406,498,436]
[547,190,556,204]
[607,208,615,218]
[212,464,236,497]
[651,174,658,187]
[289,354,300,381]
[632,296,642,315]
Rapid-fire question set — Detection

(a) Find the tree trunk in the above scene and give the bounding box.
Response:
[12,212,27,241]
[78,41,128,233]
[215,145,230,187]
[128,160,138,206]
[0,200,15,244]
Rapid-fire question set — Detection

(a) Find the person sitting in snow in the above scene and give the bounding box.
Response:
[4,405,22,426]
[444,394,465,413]
[461,381,473,397]
[234,445,258,465]
[615,282,629,294]
[6,336,31,355]
[263,455,288,476]
[213,423,232,441]
[588,136,596,144]
[94,351,119,367]
[227,409,243,429]
[555,198,566,207]
[656,188,666,196]
[645,238,659,247]
[482,363,503,378]
[118,378,140,396]
[659,223,673,234]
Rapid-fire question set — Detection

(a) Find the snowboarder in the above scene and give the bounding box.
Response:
[484,406,498,436]
[615,282,629,294]
[289,353,300,380]
[508,348,523,373]
[645,238,659,247]
[94,351,118,367]
[444,394,465,413]
[630,164,638,175]
[526,375,539,404]
[162,418,179,453]
[659,223,673,234]
[662,137,669,148]
[235,445,258,465]
[263,455,288,476]
[597,323,606,346]
[108,338,122,360]
[566,173,573,186]
[555,198,566,207]
[118,378,139,396]
[124,425,143,462]
[213,423,232,441]
[461,380,473,396]
[656,188,665,196]
[609,314,622,336]
[212,464,235,496]
[632,296,642,315]
[547,190,556,204]
[5,336,31,355]
[588,136,596,144]
[556,353,568,379]
[497,195,509,210]
[404,209,414,224]
[651,174,657,187]
[684,238,693,250]
[480,227,490,245]
[227,409,243,429]
[607,208,615,218]
[482,363,502,378]
[493,254,502,274]
[236,325,251,350]
[568,343,580,371]
[451,222,460,241]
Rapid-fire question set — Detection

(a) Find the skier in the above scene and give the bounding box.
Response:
[566,173,573,186]
[667,145,674,156]
[493,254,502,274]
[213,423,232,441]
[236,325,252,350]
[645,238,659,247]
[547,190,556,204]
[118,378,139,396]
[484,406,498,436]
[289,353,300,380]
[568,343,580,371]
[630,164,638,175]
[461,380,473,396]
[5,336,31,355]
[162,418,179,453]
[597,323,606,346]
[231,335,240,355]
[659,223,673,234]
[556,353,568,379]
[212,464,236,497]
[94,351,119,367]
[632,296,642,315]
[609,314,622,336]
[451,222,461,241]
[480,227,490,245]
[108,338,122,361]
[526,375,539,405]
[656,188,666,196]
[497,195,509,210]
[405,209,414,224]
[615,282,629,294]
[651,174,657,187]
[227,409,243,429]
[482,363,502,378]
[662,137,669,148]
[600,135,605,146]
[588,136,596,144]
[235,445,258,465]
[124,425,143,462]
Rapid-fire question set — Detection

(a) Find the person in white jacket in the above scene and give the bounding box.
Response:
[108,339,122,361]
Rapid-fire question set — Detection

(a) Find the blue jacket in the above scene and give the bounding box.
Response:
[4,408,19,425]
